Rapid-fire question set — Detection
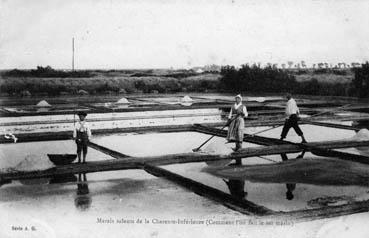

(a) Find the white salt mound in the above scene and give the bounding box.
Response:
[181,95,193,102]
[351,129,369,141]
[36,100,51,107]
[116,97,130,104]
[351,129,369,156]
[255,97,266,103]
[13,154,54,171]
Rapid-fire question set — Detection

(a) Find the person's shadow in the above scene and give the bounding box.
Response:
[280,151,305,200]
[74,173,92,211]
[223,179,247,199]
[222,159,247,200]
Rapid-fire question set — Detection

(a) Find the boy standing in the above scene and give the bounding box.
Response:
[73,111,92,163]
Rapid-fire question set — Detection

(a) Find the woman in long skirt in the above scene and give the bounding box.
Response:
[227,94,248,153]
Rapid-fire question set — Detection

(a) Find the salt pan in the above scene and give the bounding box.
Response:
[202,142,233,155]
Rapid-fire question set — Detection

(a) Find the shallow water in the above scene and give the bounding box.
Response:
[0,140,112,171]
[0,123,369,237]
[92,132,260,157]
[161,159,369,212]
[1,169,244,238]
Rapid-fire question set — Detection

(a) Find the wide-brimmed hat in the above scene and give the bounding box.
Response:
[77,111,87,116]
[235,94,242,100]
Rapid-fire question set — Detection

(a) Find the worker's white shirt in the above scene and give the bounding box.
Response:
[285,98,300,116]
[228,103,248,119]
[73,121,92,139]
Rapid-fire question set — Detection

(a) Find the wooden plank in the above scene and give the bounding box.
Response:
[193,124,369,166]
[1,114,369,144]
[0,159,141,180]
[88,141,130,158]
[0,103,232,117]
[0,120,285,144]
[245,115,369,127]
[143,164,273,216]
[0,124,194,144]
[2,139,369,181]
[299,143,369,165]
[193,124,288,146]
[302,121,361,131]
[2,107,368,128]
[0,111,221,127]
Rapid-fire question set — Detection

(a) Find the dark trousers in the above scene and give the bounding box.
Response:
[76,141,88,155]
[281,114,303,139]
[76,131,88,155]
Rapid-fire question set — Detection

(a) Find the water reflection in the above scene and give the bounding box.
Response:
[75,173,92,211]
[219,151,307,201]
[223,179,247,199]
[286,184,296,200]
[49,174,77,184]
[281,151,305,200]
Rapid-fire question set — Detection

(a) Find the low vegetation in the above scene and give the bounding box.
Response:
[0,70,220,96]
[3,66,93,78]
[219,63,367,98]
[0,63,368,98]
[352,62,369,98]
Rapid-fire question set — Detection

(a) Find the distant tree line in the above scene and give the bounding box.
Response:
[2,66,93,78]
[220,64,296,93]
[219,63,369,98]
[352,62,369,98]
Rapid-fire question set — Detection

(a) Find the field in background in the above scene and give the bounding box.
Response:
[0,67,361,98]
[295,72,353,84]
[0,71,221,97]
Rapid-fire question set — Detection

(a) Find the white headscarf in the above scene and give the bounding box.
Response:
[234,94,243,107]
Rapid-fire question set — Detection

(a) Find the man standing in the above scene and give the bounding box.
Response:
[73,111,92,163]
[280,93,307,143]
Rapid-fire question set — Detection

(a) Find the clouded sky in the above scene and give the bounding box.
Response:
[0,0,368,69]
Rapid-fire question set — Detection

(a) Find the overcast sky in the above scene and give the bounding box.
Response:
[0,0,368,69]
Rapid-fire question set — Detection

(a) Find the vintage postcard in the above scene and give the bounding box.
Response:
[1,0,369,237]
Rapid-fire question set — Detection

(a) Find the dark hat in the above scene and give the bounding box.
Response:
[77,111,87,116]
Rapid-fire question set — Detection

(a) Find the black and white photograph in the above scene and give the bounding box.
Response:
[1,0,369,237]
